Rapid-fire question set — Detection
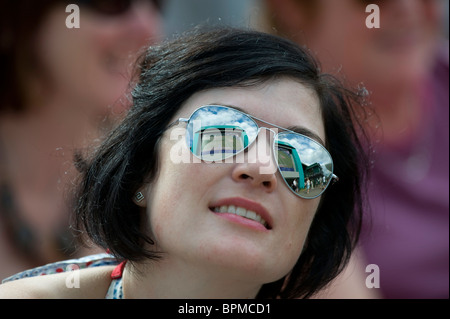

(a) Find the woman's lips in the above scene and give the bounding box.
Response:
[209,197,273,231]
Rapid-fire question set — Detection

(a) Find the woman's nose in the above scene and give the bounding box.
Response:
[231,129,278,193]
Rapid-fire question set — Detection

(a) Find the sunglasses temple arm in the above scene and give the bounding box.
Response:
[331,174,339,183]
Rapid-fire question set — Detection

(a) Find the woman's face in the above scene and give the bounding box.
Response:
[140,78,325,285]
[34,2,163,117]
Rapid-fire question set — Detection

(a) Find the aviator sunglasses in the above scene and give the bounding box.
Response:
[168,105,338,199]
[76,0,162,15]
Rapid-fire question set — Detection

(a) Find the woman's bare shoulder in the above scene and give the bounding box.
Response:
[0,265,115,299]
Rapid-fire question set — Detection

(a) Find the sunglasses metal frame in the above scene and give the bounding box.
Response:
[167,105,338,199]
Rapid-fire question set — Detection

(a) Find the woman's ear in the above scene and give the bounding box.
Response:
[133,187,148,207]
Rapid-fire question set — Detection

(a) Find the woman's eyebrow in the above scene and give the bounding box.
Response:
[210,103,326,146]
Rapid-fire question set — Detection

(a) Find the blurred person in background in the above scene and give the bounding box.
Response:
[261,0,449,298]
[0,0,163,280]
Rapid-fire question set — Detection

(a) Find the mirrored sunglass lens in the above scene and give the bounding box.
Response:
[186,106,258,162]
[276,132,334,198]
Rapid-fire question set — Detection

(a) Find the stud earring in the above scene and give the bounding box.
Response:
[135,191,144,202]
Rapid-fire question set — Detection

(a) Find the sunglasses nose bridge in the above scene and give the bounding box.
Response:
[259,126,278,135]
[252,126,279,151]
[243,127,279,172]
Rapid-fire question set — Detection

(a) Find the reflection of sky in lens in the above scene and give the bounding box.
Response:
[189,106,258,140]
[277,133,332,174]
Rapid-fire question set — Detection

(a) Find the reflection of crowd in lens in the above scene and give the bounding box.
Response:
[296,174,328,197]
[288,161,330,196]
[299,162,329,194]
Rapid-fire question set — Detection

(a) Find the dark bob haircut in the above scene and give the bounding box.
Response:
[74,27,370,299]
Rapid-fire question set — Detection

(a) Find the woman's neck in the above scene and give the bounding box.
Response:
[123,257,263,299]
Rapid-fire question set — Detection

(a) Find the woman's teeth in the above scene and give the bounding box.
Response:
[213,205,268,228]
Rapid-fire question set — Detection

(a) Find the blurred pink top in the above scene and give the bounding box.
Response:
[361,44,449,298]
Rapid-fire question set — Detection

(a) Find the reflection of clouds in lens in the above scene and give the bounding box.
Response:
[192,106,258,138]
[277,132,332,170]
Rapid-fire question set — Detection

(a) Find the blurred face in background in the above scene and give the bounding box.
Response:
[34,0,163,118]
[267,0,442,91]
